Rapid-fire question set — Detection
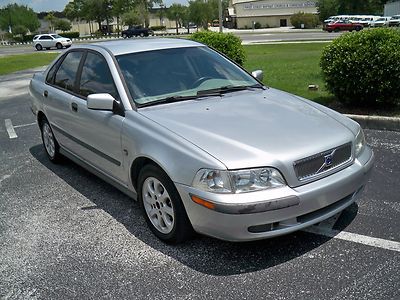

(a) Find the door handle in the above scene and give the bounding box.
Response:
[44,90,48,97]
[71,102,78,112]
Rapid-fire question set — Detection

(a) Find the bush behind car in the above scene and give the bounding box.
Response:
[320,28,400,108]
[190,31,246,66]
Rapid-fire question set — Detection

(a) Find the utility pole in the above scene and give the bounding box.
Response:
[218,0,223,32]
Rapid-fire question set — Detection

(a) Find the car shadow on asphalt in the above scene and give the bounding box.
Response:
[30,144,358,276]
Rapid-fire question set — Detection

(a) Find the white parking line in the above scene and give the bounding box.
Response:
[5,119,17,139]
[13,122,36,128]
[304,226,400,253]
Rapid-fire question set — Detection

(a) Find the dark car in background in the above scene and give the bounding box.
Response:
[325,20,363,32]
[122,26,153,38]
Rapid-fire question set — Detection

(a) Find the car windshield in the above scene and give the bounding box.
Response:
[51,34,62,39]
[116,46,261,107]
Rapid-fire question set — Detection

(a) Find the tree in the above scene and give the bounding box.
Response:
[45,12,57,32]
[166,4,187,34]
[64,0,85,32]
[0,3,40,34]
[12,24,28,36]
[121,9,141,27]
[317,0,339,22]
[317,0,387,20]
[54,19,72,32]
[113,0,135,36]
[188,0,209,29]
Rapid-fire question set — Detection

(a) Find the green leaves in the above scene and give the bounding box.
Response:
[0,4,40,33]
[320,28,400,108]
[191,31,245,66]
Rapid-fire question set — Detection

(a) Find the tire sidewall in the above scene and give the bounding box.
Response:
[138,165,192,243]
[40,118,60,162]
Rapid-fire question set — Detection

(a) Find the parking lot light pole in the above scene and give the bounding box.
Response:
[219,0,223,32]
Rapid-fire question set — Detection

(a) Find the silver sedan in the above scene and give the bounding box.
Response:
[29,39,374,243]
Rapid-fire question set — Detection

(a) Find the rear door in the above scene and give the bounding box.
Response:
[39,35,54,48]
[44,50,84,151]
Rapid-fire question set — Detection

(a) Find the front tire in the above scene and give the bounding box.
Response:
[40,118,62,163]
[56,43,63,49]
[35,44,43,51]
[138,165,193,244]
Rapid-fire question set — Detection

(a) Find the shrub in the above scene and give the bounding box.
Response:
[23,34,37,42]
[190,31,245,65]
[254,22,261,29]
[60,31,80,39]
[320,28,400,107]
[290,12,319,29]
[150,26,166,31]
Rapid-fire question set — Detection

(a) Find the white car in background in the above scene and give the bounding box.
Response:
[389,15,400,27]
[33,34,72,51]
[370,17,390,27]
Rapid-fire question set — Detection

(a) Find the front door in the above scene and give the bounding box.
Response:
[64,51,126,184]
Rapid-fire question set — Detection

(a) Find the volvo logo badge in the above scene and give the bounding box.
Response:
[324,154,333,167]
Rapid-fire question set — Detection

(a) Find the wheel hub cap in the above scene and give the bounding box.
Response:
[142,177,175,234]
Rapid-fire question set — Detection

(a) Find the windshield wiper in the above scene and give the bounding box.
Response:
[197,84,264,96]
[137,93,221,108]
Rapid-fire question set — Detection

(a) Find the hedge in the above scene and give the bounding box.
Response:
[320,28,400,107]
[190,31,245,65]
[59,32,80,39]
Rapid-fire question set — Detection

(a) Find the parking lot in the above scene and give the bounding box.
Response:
[0,72,399,299]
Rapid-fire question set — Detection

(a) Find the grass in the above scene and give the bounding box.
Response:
[243,43,334,105]
[0,53,59,76]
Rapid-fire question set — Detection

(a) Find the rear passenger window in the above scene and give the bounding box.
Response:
[54,51,83,92]
[78,52,118,99]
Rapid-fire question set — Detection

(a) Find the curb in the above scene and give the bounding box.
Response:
[345,114,400,132]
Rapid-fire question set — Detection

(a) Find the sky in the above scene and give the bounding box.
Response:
[0,0,189,12]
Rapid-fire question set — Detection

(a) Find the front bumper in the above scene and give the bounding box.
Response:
[176,146,374,242]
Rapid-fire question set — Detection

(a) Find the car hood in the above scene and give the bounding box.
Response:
[139,88,355,175]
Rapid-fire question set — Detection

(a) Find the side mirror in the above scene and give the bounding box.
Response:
[251,70,264,82]
[87,93,115,111]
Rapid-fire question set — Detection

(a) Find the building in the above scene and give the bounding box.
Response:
[384,1,400,16]
[228,0,318,29]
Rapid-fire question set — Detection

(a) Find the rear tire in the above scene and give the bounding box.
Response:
[138,164,194,244]
[40,117,62,163]
[35,44,42,51]
[122,33,127,39]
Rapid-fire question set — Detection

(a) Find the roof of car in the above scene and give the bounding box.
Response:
[89,38,204,56]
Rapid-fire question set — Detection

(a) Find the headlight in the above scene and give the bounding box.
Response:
[192,167,286,194]
[354,128,366,157]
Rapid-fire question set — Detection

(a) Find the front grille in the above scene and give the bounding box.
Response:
[294,143,352,181]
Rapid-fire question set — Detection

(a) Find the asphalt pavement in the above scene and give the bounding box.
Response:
[0,73,399,299]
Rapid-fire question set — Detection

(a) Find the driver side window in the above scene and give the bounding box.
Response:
[78,52,118,99]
